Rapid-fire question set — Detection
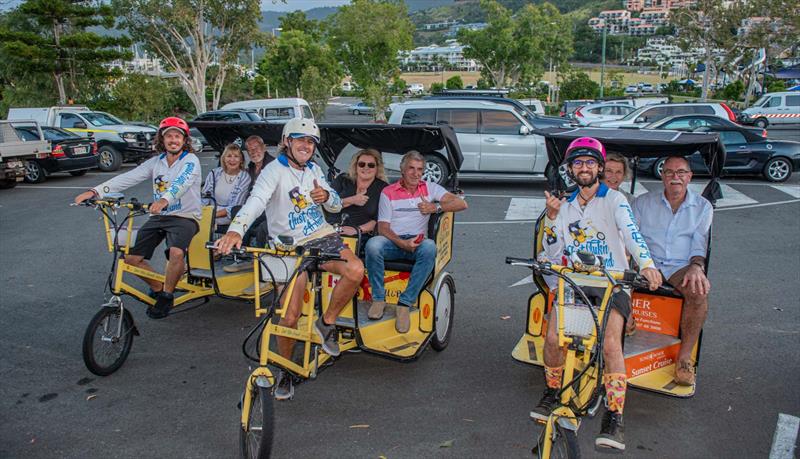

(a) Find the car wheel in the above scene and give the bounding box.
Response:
[763,157,792,182]
[422,154,449,185]
[69,170,89,177]
[652,158,666,179]
[97,146,123,172]
[24,160,46,183]
[754,117,769,129]
[353,109,360,116]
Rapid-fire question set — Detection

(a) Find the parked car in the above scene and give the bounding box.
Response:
[640,83,655,93]
[14,124,98,183]
[624,85,639,94]
[220,98,313,121]
[348,101,375,115]
[0,120,48,188]
[192,109,261,122]
[405,83,425,95]
[739,91,800,128]
[426,95,567,129]
[388,99,549,184]
[560,99,594,117]
[7,106,155,172]
[571,102,636,126]
[639,114,800,182]
[588,102,737,128]
[517,98,545,115]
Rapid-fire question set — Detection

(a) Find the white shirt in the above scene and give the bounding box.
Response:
[377,180,448,236]
[228,154,342,243]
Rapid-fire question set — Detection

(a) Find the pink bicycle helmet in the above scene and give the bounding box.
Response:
[564,137,606,165]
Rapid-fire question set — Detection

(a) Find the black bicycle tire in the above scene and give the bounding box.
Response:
[82,306,135,376]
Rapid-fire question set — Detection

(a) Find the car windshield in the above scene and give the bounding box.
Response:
[752,95,769,107]
[618,106,648,121]
[83,112,124,126]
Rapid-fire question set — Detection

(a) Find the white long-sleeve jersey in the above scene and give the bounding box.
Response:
[92,151,202,220]
[542,183,654,272]
[228,154,342,243]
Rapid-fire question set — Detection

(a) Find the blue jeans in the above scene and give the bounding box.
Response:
[365,235,437,306]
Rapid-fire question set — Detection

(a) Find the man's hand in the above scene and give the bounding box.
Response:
[310,179,329,204]
[544,191,565,220]
[149,198,169,215]
[641,267,662,291]
[682,264,710,296]
[350,190,369,206]
[213,231,243,255]
[417,196,437,214]
[74,190,96,205]
[398,237,420,253]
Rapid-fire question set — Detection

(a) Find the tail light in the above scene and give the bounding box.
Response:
[720,103,736,122]
[761,129,768,138]
[92,142,98,155]
[52,144,65,158]
[574,107,584,118]
[559,111,565,117]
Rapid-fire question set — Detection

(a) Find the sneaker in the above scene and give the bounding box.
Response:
[273,370,294,401]
[313,316,340,357]
[595,410,625,451]
[395,304,410,333]
[367,300,386,320]
[147,292,173,319]
[530,387,559,422]
[674,360,696,386]
[242,282,273,296]
[223,260,251,273]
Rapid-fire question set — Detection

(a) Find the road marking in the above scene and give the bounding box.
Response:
[505,197,546,220]
[16,185,87,189]
[456,219,534,225]
[716,198,800,212]
[632,183,649,197]
[771,184,800,198]
[465,193,541,198]
[689,183,757,207]
[769,413,799,459]
[510,274,533,287]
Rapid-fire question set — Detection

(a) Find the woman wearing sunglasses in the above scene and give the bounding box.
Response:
[328,148,388,237]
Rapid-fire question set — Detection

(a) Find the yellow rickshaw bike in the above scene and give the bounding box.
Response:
[507,126,725,457]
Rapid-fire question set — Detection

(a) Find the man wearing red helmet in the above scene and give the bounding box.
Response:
[532,137,662,452]
[74,117,201,319]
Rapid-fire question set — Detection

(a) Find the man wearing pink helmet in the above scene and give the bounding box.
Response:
[532,137,662,452]
[74,117,201,319]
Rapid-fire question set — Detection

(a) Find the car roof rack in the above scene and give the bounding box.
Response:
[435,89,509,97]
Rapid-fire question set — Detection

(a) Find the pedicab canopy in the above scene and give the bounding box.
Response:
[189,121,464,189]
[537,126,726,205]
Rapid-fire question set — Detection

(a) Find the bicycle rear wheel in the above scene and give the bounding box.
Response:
[533,425,580,459]
[239,384,274,459]
[82,306,135,376]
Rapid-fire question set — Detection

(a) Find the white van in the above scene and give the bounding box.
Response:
[740,92,800,127]
[220,98,314,122]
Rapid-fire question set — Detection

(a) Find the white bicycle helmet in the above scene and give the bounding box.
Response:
[282,118,320,144]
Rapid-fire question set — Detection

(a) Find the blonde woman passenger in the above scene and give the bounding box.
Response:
[202,143,251,232]
[328,148,388,236]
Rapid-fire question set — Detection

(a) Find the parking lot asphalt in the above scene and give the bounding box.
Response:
[1,104,798,458]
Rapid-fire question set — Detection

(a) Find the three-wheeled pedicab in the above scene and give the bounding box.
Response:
[506,127,724,457]
[190,121,464,458]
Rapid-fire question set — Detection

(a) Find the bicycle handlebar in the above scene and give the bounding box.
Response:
[72,197,151,212]
[204,242,344,263]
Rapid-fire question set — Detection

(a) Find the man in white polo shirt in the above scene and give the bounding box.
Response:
[364,151,467,333]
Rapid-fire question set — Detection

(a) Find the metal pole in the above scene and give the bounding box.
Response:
[600,26,607,97]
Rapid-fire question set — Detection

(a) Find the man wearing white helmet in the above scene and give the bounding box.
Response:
[215,118,364,400]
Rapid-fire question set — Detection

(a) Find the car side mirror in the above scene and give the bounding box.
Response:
[635,117,647,124]
[519,125,530,135]
[74,121,87,129]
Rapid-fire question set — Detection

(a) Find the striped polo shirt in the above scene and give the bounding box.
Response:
[377,180,447,236]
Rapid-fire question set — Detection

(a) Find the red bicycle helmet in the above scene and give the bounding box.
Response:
[564,137,606,165]
[159,117,190,137]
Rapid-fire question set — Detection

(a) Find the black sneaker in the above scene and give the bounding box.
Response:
[313,316,340,357]
[530,387,559,422]
[273,370,294,401]
[595,410,625,451]
[147,292,173,319]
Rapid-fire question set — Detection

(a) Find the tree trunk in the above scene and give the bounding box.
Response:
[54,72,67,105]
[744,51,759,106]
[701,46,711,101]
[52,19,66,105]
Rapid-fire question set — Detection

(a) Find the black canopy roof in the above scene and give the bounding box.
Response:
[536,126,726,203]
[189,121,464,188]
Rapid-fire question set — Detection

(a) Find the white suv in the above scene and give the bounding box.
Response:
[588,102,737,128]
[388,100,548,183]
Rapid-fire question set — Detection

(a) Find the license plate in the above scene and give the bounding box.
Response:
[72,146,88,155]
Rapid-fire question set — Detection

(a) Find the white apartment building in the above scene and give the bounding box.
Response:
[398,40,481,72]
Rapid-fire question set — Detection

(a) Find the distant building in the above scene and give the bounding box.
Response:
[634,37,717,75]
[640,8,670,26]
[446,22,488,38]
[398,40,480,72]
[421,19,459,31]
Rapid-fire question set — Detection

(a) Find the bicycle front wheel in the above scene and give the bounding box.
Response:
[240,384,274,459]
[82,306,135,376]
[534,425,581,459]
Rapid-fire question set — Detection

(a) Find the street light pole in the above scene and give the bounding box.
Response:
[600,26,607,97]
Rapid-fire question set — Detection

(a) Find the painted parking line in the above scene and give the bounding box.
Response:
[769,413,799,459]
[505,197,546,220]
[689,183,757,207]
[771,184,800,198]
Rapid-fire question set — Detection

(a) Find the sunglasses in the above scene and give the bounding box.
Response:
[358,161,377,169]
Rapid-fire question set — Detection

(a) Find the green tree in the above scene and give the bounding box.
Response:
[446,75,464,89]
[114,0,262,114]
[559,70,599,100]
[430,82,445,93]
[258,29,342,119]
[719,80,744,101]
[0,0,130,104]
[279,10,324,40]
[328,0,413,121]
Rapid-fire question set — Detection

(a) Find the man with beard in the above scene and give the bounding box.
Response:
[73,117,201,319]
[214,118,363,401]
[531,137,662,452]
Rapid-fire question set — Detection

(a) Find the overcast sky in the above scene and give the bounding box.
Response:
[261,0,351,11]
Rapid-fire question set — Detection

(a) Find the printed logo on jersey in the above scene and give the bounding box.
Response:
[287,186,324,236]
[565,219,614,267]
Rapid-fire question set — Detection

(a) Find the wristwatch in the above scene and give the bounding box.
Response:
[691,260,704,269]
[435,203,443,214]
